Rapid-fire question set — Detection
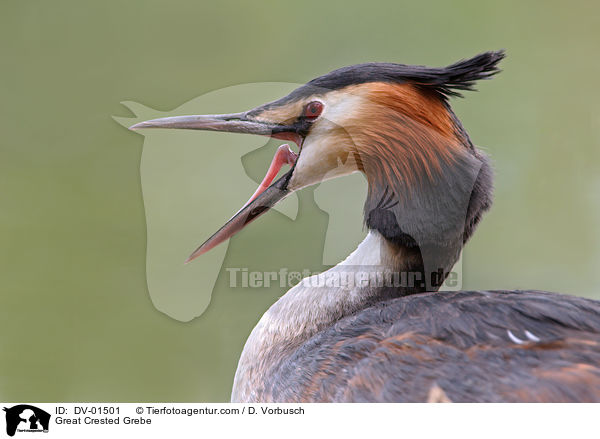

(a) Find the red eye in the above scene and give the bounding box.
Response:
[304,101,323,120]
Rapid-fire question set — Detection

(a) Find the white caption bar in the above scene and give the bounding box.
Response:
[0,403,596,439]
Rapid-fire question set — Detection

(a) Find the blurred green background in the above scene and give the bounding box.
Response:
[1,0,599,402]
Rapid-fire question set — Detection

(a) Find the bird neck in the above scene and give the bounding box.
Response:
[361,137,493,290]
[231,230,424,401]
[233,140,493,401]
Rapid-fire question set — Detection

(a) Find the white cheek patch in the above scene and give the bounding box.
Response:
[289,138,360,190]
[288,90,369,191]
[320,92,367,127]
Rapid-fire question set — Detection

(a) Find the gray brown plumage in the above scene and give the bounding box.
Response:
[260,290,600,402]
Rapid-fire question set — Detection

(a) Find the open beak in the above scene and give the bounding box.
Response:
[130,112,302,263]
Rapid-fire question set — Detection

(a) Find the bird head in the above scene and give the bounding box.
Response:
[131,51,503,267]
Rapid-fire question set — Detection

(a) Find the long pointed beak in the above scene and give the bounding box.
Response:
[130,112,292,137]
[130,112,301,263]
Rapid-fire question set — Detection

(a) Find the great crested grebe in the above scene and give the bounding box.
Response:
[131,51,600,402]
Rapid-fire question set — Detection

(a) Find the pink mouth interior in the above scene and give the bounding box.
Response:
[242,144,298,208]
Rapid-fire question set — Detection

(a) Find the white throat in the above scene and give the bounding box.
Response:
[231,231,411,402]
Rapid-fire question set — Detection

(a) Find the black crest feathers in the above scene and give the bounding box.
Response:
[422,50,505,97]
[299,50,505,99]
[252,51,505,114]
